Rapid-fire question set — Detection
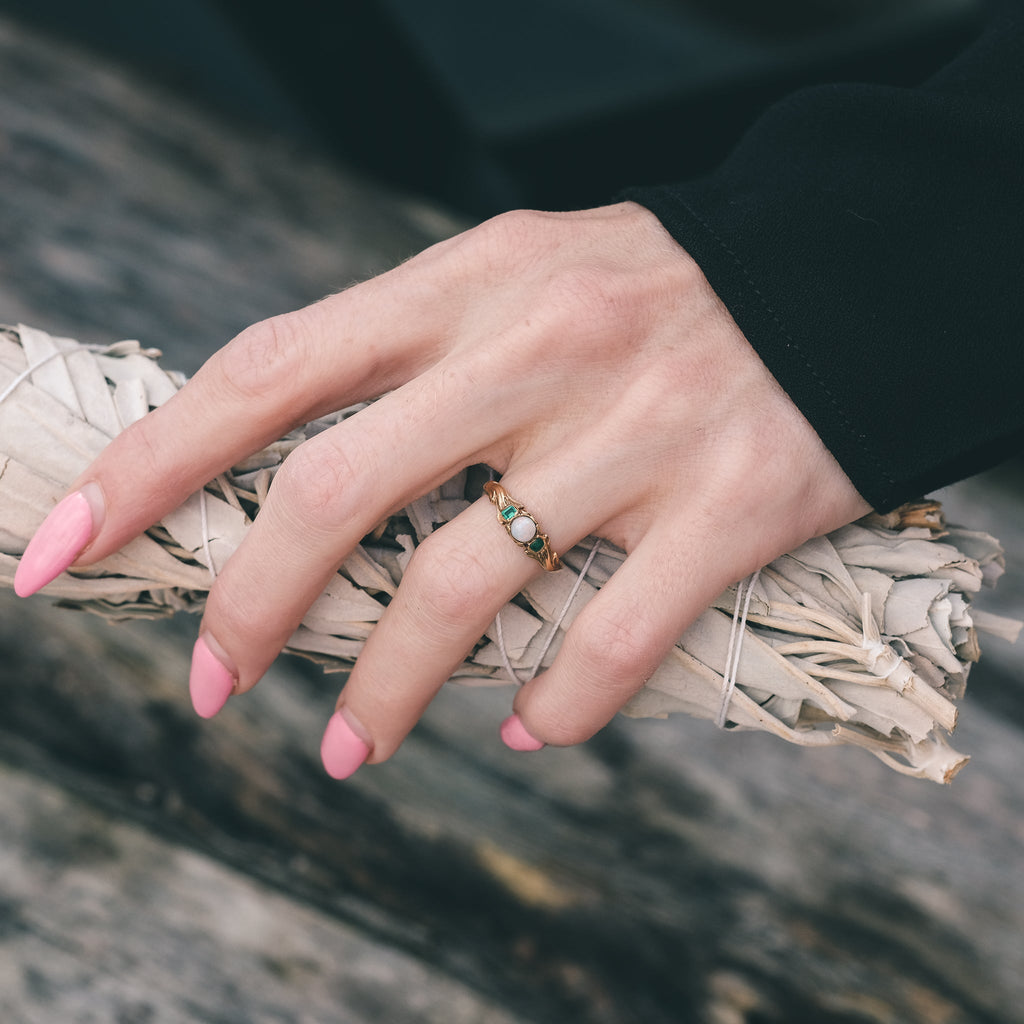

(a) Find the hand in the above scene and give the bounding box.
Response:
[16,202,870,776]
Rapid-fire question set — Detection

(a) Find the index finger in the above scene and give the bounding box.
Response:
[38,266,448,581]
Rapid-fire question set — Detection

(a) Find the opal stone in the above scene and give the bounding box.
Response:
[510,515,537,543]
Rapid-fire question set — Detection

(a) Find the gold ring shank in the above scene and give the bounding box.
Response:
[483,481,562,572]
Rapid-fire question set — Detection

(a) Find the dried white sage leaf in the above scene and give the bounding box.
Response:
[2,324,1020,783]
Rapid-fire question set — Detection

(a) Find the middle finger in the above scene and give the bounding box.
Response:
[188,370,508,708]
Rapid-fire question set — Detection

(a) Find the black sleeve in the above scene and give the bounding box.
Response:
[621,1,1024,512]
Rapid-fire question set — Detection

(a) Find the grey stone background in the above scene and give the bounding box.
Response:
[1,9,1022,1024]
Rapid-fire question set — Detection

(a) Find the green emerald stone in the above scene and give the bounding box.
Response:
[501,505,517,521]
[529,537,545,553]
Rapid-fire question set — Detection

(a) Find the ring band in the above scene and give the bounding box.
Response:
[483,481,562,572]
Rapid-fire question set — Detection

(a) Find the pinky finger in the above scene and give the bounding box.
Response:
[505,527,750,749]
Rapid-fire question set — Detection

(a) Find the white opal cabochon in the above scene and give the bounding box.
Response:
[510,515,537,543]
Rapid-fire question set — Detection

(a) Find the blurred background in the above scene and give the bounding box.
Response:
[0,0,986,213]
[2,3,1023,1023]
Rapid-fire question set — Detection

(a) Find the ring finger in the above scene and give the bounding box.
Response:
[321,470,609,775]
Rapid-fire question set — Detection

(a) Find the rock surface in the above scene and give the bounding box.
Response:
[2,14,1023,1024]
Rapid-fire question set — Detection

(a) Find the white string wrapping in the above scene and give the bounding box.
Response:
[0,342,110,405]
[716,568,762,729]
[495,538,605,685]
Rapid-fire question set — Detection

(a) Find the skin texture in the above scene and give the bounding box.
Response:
[53,202,870,767]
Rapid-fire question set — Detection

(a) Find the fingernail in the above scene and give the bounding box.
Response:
[320,710,371,780]
[500,714,546,752]
[14,483,104,597]
[189,634,236,719]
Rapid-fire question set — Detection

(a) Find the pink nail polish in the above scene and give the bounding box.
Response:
[500,714,546,752]
[14,486,101,597]
[189,635,236,718]
[320,711,370,780]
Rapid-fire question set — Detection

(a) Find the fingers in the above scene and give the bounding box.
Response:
[504,523,755,750]
[189,371,504,701]
[11,202,867,787]
[326,473,596,773]
[61,267,452,569]
[325,502,537,769]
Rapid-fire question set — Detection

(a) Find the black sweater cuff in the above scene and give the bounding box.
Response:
[620,4,1024,512]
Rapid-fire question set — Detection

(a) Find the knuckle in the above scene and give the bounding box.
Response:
[213,312,309,405]
[533,713,598,750]
[483,208,548,250]
[571,605,655,687]
[210,601,264,657]
[101,400,196,501]
[525,607,661,748]
[404,535,495,640]
[117,409,172,481]
[203,596,280,687]
[461,209,553,276]
[271,434,370,535]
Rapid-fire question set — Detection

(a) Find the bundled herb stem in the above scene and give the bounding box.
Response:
[2,325,1018,782]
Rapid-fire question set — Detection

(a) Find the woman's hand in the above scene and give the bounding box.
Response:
[15,202,869,776]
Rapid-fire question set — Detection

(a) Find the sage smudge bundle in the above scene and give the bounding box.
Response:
[2,325,1018,782]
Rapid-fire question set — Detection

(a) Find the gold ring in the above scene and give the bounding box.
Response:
[483,481,561,572]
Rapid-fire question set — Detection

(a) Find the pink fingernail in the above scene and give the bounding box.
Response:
[320,710,371,780]
[500,714,546,752]
[189,635,236,719]
[14,484,104,597]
